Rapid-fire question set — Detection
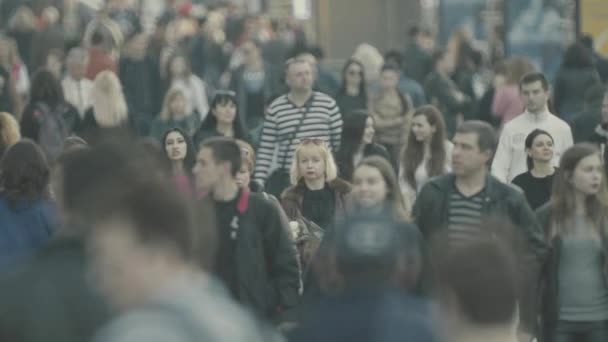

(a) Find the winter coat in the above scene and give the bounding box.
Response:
[553,67,601,122]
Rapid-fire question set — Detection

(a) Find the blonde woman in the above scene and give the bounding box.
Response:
[0,112,20,158]
[281,138,351,231]
[79,71,129,144]
[149,87,200,142]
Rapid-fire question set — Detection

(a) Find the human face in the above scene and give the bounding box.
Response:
[89,219,153,311]
[286,61,314,92]
[193,147,222,191]
[352,165,389,209]
[362,117,375,145]
[298,148,325,182]
[521,81,550,114]
[212,100,237,125]
[601,93,608,124]
[164,131,187,162]
[242,42,259,66]
[527,134,554,164]
[235,165,251,188]
[451,132,490,177]
[344,63,363,86]
[380,69,399,90]
[571,154,603,196]
[169,94,186,116]
[46,54,63,79]
[411,114,436,143]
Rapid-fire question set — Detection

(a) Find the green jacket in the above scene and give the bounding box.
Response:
[413,173,548,259]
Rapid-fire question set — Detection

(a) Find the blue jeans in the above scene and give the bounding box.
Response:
[551,320,608,342]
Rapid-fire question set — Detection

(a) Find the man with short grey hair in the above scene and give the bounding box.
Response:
[62,47,92,118]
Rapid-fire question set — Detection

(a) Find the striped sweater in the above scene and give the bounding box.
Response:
[253,92,343,184]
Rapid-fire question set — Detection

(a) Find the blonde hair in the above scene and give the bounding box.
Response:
[236,139,255,173]
[0,112,20,149]
[8,6,37,31]
[289,141,338,185]
[91,71,128,127]
[159,87,187,121]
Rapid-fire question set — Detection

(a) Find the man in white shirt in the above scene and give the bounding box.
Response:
[62,47,93,118]
[491,72,573,183]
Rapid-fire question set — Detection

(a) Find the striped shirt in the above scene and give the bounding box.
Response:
[447,186,485,246]
[253,92,342,183]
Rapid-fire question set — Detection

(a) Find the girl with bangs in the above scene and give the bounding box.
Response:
[281,138,351,231]
[149,87,200,142]
[193,91,250,148]
[537,143,608,342]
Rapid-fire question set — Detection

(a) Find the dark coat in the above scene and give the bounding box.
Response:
[76,108,133,145]
[403,42,433,84]
[0,194,59,272]
[553,67,601,122]
[20,101,81,139]
[424,71,470,138]
[192,125,251,149]
[536,205,608,342]
[205,190,300,320]
[0,237,111,342]
[119,56,162,119]
[281,178,352,224]
[571,109,602,143]
[229,63,282,129]
[413,173,548,332]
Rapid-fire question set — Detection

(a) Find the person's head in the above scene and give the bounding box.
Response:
[403,105,448,189]
[289,138,338,186]
[210,90,238,126]
[241,40,262,66]
[89,181,201,311]
[7,6,37,32]
[235,139,255,189]
[0,112,20,158]
[352,156,409,221]
[579,33,594,51]
[452,121,497,178]
[91,71,128,127]
[432,49,454,74]
[550,144,608,237]
[30,69,65,108]
[45,49,64,79]
[519,72,550,114]
[384,50,404,69]
[65,47,89,81]
[285,58,314,93]
[434,237,519,338]
[332,216,421,289]
[505,57,535,86]
[162,128,195,171]
[0,36,20,68]
[340,58,366,96]
[194,137,241,192]
[124,32,149,60]
[168,53,191,79]
[379,63,401,90]
[160,87,188,120]
[524,129,554,170]
[562,42,594,69]
[0,140,50,208]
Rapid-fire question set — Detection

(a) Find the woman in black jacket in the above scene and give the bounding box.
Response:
[335,110,391,182]
[192,91,250,149]
[537,143,608,342]
[334,59,368,119]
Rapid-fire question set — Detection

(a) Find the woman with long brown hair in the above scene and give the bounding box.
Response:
[399,105,453,208]
[537,143,608,342]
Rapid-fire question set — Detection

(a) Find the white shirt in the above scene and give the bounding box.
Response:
[62,76,93,118]
[400,140,453,208]
[491,109,573,183]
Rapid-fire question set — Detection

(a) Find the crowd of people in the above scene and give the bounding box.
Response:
[2,1,608,342]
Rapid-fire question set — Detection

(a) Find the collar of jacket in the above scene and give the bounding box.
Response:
[282,178,352,202]
[424,173,502,205]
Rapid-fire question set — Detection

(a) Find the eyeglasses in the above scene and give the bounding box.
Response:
[299,137,325,145]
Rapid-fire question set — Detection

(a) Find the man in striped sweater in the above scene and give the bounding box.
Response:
[254,58,343,197]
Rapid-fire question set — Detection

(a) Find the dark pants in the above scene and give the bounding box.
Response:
[551,320,608,342]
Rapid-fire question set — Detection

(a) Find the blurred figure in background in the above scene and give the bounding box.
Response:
[433,236,520,342]
[150,87,199,142]
[0,35,30,105]
[492,57,535,126]
[553,43,601,122]
[384,50,427,108]
[403,26,434,85]
[62,47,92,119]
[85,30,118,81]
[579,34,608,83]
[164,52,209,122]
[571,85,606,144]
[0,111,20,158]
[335,110,390,183]
[193,91,250,147]
[335,59,368,120]
[290,216,434,342]
[0,140,59,272]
